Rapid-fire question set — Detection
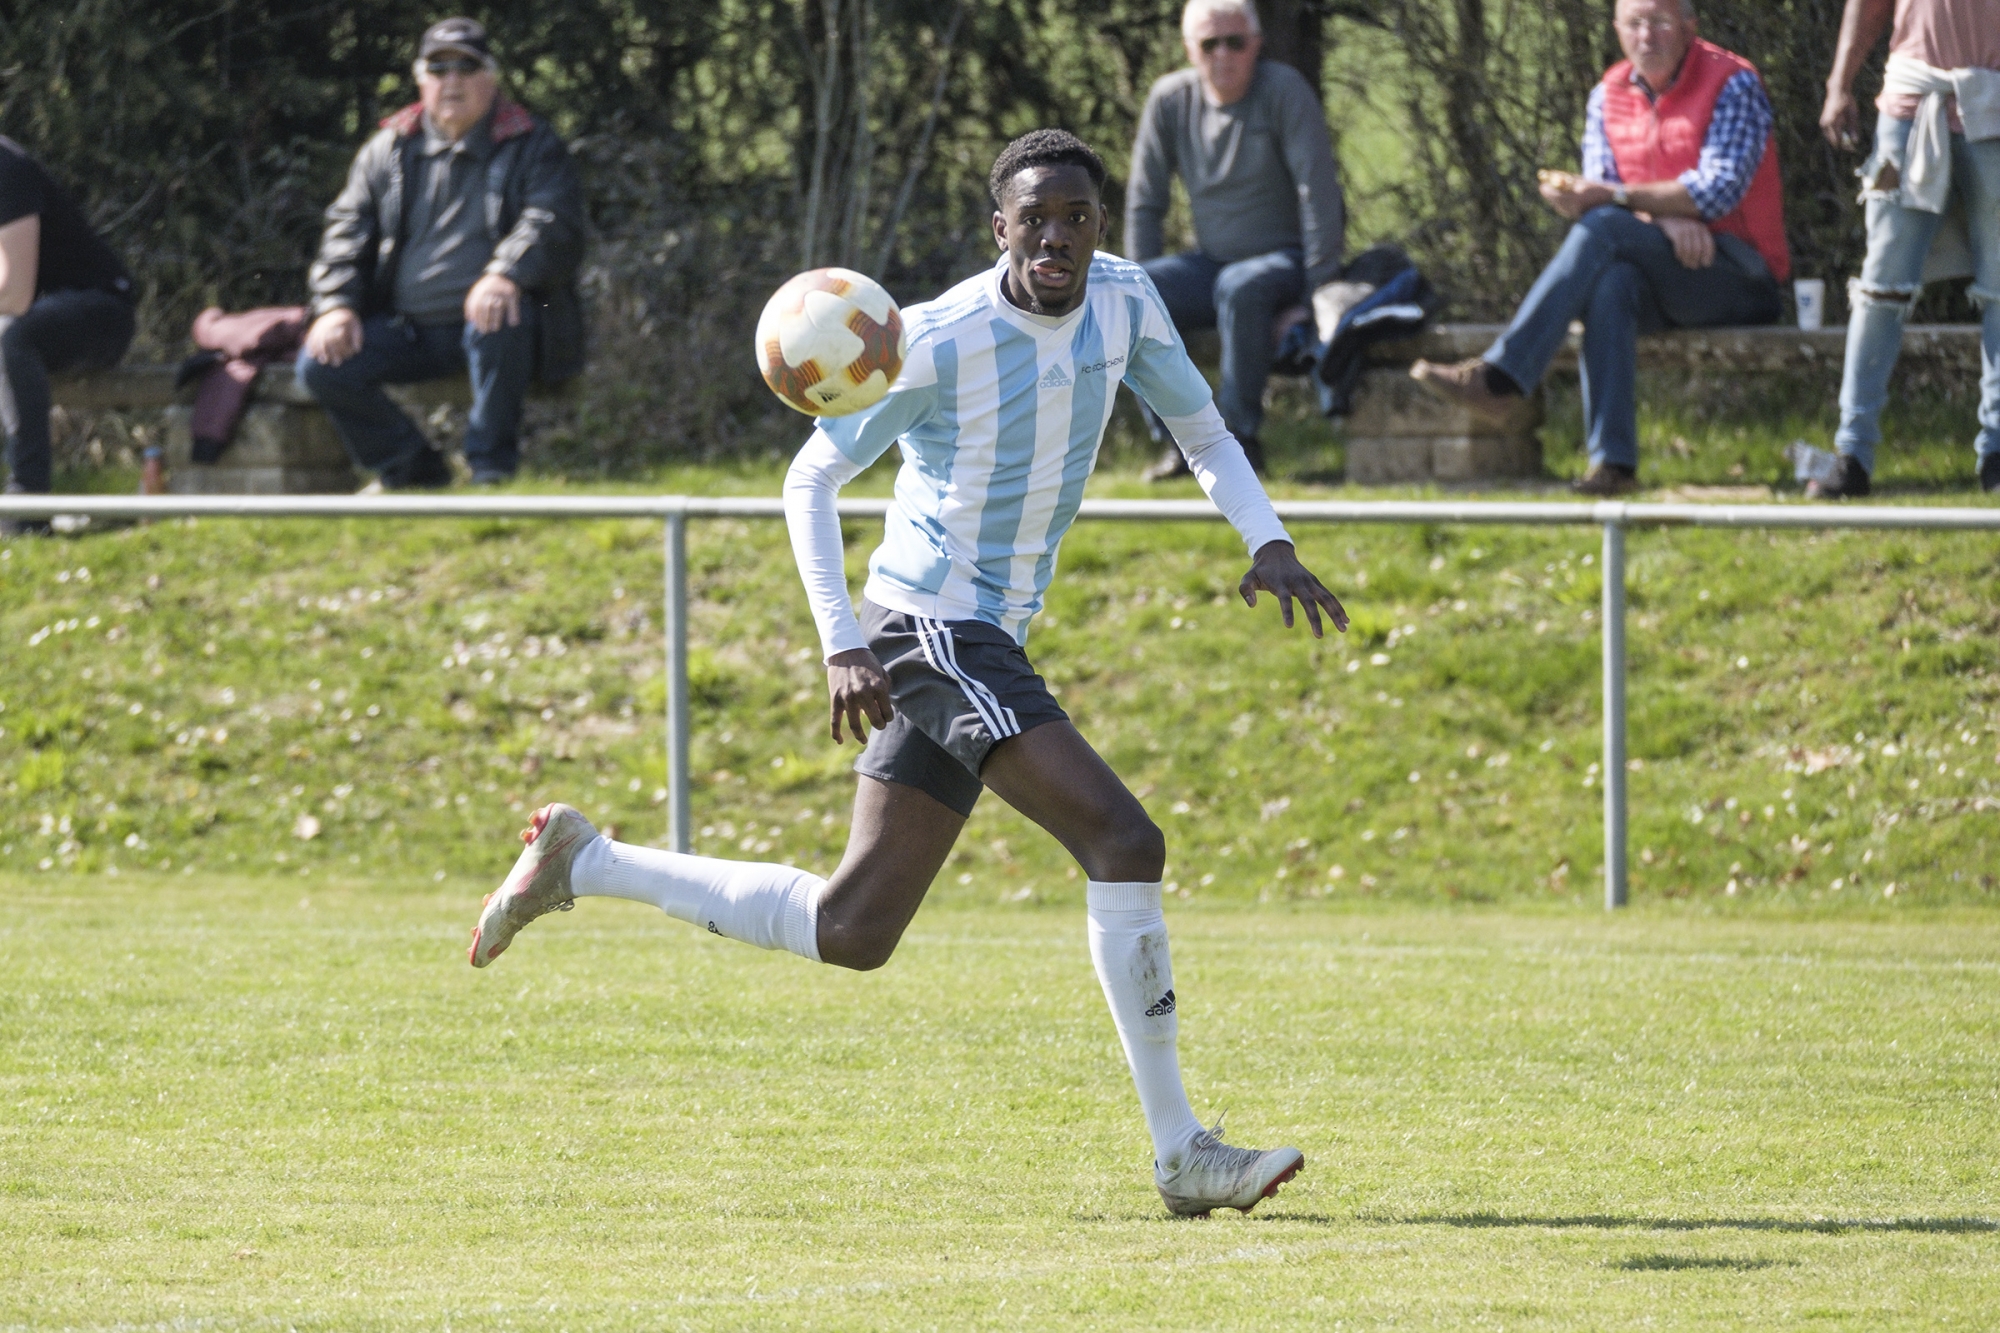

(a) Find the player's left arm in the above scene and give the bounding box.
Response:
[1158,401,1347,637]
[1123,295,1349,638]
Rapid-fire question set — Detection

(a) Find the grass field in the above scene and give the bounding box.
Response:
[3,449,1996,910]
[3,880,1996,1329]
[4,402,1996,1326]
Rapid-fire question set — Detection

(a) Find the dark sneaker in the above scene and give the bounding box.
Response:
[1980,453,2000,494]
[1805,455,1870,500]
[404,448,456,489]
[1143,446,1191,482]
[375,448,454,492]
[1571,463,1638,497]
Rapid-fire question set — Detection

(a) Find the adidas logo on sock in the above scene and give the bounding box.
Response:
[1038,364,1072,389]
[707,921,722,935]
[1144,989,1176,1017]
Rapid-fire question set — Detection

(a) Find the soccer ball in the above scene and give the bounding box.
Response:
[755,267,906,417]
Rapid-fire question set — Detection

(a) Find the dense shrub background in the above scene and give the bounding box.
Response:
[0,0,1943,469]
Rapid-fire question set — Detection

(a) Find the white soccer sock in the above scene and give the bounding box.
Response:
[572,836,824,963]
[1087,880,1205,1171]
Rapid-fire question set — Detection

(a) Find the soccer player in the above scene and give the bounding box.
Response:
[469,129,1349,1218]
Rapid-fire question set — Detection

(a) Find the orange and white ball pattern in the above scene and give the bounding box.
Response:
[755,267,906,418]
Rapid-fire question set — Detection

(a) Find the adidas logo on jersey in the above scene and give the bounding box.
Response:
[1144,989,1176,1017]
[1037,363,1072,390]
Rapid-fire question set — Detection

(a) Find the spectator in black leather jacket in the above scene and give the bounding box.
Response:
[297,17,584,489]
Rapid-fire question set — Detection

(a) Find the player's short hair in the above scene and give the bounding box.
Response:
[988,129,1107,208]
[1181,0,1261,39]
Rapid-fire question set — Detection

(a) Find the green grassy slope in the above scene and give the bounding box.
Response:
[1,884,1994,1329]
[2,458,1994,908]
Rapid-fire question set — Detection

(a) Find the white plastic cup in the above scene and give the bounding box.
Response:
[1794,279,1826,332]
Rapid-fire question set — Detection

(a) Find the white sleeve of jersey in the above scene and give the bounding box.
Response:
[1158,402,1293,557]
[783,431,871,662]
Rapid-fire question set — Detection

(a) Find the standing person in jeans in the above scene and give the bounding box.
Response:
[1412,0,1787,496]
[1815,0,2000,499]
[0,138,135,531]
[298,17,584,490]
[1127,0,1345,480]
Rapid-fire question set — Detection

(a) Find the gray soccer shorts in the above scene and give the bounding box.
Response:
[852,599,1069,817]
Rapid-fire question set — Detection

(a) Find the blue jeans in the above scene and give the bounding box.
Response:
[1835,112,2000,473]
[1140,247,1306,440]
[295,310,537,485]
[1485,207,1781,469]
[0,289,136,493]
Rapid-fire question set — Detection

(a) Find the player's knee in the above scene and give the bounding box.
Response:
[819,927,899,972]
[1088,813,1166,883]
[814,893,905,971]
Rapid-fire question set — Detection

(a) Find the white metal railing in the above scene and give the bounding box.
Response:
[6,491,1998,908]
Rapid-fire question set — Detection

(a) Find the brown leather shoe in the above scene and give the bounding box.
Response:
[1571,463,1638,497]
[1410,357,1516,422]
[1143,445,1192,482]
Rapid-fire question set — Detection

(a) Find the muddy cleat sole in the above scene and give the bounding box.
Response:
[1155,1124,1305,1218]
[468,803,596,968]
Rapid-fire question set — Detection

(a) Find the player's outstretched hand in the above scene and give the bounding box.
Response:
[826,647,894,744]
[1240,541,1349,638]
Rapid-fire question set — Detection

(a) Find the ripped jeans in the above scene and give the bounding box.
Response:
[1836,112,2000,472]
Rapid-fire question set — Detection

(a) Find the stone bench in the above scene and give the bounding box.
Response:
[1337,322,1981,485]
[52,365,575,494]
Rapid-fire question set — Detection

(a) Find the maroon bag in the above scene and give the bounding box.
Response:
[182,306,308,462]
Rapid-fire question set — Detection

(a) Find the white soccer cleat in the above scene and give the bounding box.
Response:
[468,803,596,968]
[1154,1122,1305,1218]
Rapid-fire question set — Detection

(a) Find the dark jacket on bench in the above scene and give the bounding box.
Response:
[305,99,586,384]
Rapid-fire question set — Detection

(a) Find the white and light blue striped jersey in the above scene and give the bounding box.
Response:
[813,254,1217,644]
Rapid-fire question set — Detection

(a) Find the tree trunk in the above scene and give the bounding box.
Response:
[1257,0,1323,96]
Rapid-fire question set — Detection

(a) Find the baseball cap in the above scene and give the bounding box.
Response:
[419,17,491,61]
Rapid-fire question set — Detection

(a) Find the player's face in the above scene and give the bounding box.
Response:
[991,165,1109,318]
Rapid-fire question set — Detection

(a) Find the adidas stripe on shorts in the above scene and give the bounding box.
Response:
[852,599,1068,816]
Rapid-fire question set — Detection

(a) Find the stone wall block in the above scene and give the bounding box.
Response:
[1344,368,1543,436]
[163,405,358,492]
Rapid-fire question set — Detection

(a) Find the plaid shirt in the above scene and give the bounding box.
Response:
[1581,69,1773,220]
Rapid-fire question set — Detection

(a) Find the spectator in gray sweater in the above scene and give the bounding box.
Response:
[1128,0,1345,479]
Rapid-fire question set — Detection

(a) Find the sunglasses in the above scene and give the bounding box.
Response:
[1198,34,1248,54]
[423,56,486,76]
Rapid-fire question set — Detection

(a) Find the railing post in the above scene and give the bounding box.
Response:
[1601,513,1628,909]
[664,511,691,853]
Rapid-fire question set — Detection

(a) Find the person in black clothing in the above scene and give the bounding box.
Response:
[297,17,585,489]
[0,137,135,518]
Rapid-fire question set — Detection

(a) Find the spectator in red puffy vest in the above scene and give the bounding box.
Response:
[1411,0,1788,495]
